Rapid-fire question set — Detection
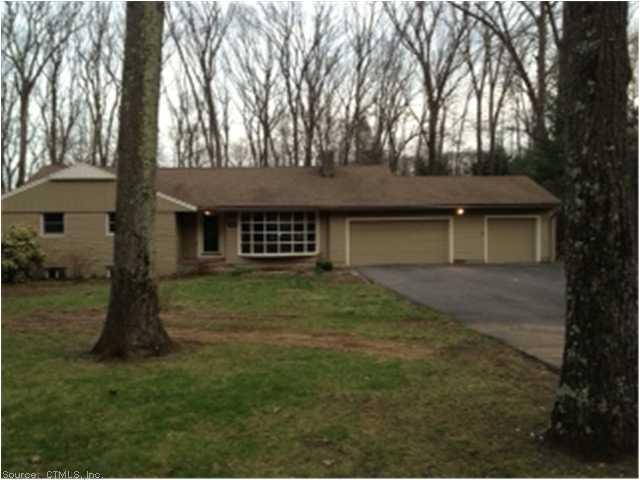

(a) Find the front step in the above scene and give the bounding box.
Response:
[178,257,227,274]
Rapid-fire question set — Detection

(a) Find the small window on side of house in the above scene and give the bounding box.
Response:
[107,212,116,235]
[42,213,65,235]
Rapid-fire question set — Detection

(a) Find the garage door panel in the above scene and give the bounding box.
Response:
[487,218,536,263]
[349,220,449,266]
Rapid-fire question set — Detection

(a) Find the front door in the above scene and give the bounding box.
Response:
[202,215,219,254]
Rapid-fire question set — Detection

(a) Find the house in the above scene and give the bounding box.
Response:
[1,163,560,278]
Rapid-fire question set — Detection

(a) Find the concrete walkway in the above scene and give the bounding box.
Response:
[358,264,565,369]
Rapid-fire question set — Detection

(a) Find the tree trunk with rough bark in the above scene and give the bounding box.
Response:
[17,89,30,187]
[92,2,172,359]
[549,2,637,456]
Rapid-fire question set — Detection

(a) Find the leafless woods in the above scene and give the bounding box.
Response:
[4,1,635,191]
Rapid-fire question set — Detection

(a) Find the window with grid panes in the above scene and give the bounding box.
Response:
[239,211,317,256]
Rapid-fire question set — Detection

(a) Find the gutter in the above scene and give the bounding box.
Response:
[202,203,561,212]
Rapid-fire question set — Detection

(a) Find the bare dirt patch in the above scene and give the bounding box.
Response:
[2,308,103,331]
[5,307,433,360]
[3,282,83,298]
[170,328,433,361]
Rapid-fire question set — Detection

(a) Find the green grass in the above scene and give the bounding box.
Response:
[2,271,637,477]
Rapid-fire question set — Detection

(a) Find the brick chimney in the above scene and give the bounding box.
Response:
[318,150,336,177]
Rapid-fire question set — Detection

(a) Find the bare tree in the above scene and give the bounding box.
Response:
[93,2,172,359]
[335,3,380,165]
[463,17,516,174]
[263,3,341,167]
[76,3,124,167]
[371,30,418,172]
[2,2,81,186]
[167,2,235,168]
[37,33,83,166]
[163,74,203,167]
[228,5,285,167]
[385,3,468,174]
[451,2,561,151]
[1,62,19,192]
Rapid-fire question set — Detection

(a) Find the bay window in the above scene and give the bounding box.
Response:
[239,211,318,256]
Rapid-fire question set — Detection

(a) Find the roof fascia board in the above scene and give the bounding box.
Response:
[49,164,116,181]
[211,203,559,211]
[156,192,197,211]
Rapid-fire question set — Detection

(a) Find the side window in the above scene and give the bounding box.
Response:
[107,212,116,235]
[42,213,64,235]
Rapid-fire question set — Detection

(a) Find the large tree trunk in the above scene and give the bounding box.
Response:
[17,89,30,187]
[92,2,172,359]
[532,2,548,151]
[549,2,637,455]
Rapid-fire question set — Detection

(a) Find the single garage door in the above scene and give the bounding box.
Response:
[486,217,537,263]
[349,219,450,266]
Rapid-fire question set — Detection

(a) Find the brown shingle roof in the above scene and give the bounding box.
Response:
[26,164,560,209]
[154,165,559,209]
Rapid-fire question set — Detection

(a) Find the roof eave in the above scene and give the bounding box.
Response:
[204,203,560,211]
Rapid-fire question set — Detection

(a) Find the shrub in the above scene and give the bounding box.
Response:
[315,260,333,273]
[2,226,45,283]
[64,252,96,279]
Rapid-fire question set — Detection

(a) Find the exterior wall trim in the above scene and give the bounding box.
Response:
[156,192,197,211]
[345,216,454,267]
[484,214,542,263]
[39,213,65,238]
[105,212,114,237]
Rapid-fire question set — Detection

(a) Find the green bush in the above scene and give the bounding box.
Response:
[315,260,333,273]
[2,226,45,283]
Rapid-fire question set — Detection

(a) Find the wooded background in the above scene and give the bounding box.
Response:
[2,2,637,197]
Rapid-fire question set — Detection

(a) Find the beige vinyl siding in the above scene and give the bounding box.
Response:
[453,215,484,262]
[486,217,537,263]
[1,212,178,277]
[154,213,179,276]
[348,219,450,266]
[540,211,553,262]
[2,180,192,213]
[328,213,348,266]
[177,213,198,259]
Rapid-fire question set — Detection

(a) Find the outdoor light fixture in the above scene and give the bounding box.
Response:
[456,207,465,215]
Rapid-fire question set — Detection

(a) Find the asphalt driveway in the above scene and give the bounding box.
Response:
[358,264,565,369]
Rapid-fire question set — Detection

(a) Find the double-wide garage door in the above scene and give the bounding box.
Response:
[349,219,450,266]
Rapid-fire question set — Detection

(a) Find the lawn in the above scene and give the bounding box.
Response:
[1,271,637,477]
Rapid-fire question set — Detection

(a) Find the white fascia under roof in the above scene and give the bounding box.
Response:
[48,163,116,181]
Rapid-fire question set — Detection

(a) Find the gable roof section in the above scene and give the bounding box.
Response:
[2,163,196,211]
[7,163,560,210]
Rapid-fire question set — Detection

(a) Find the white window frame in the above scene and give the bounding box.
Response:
[106,212,116,236]
[237,210,320,258]
[483,215,542,263]
[197,211,223,257]
[40,212,65,237]
[345,216,454,266]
